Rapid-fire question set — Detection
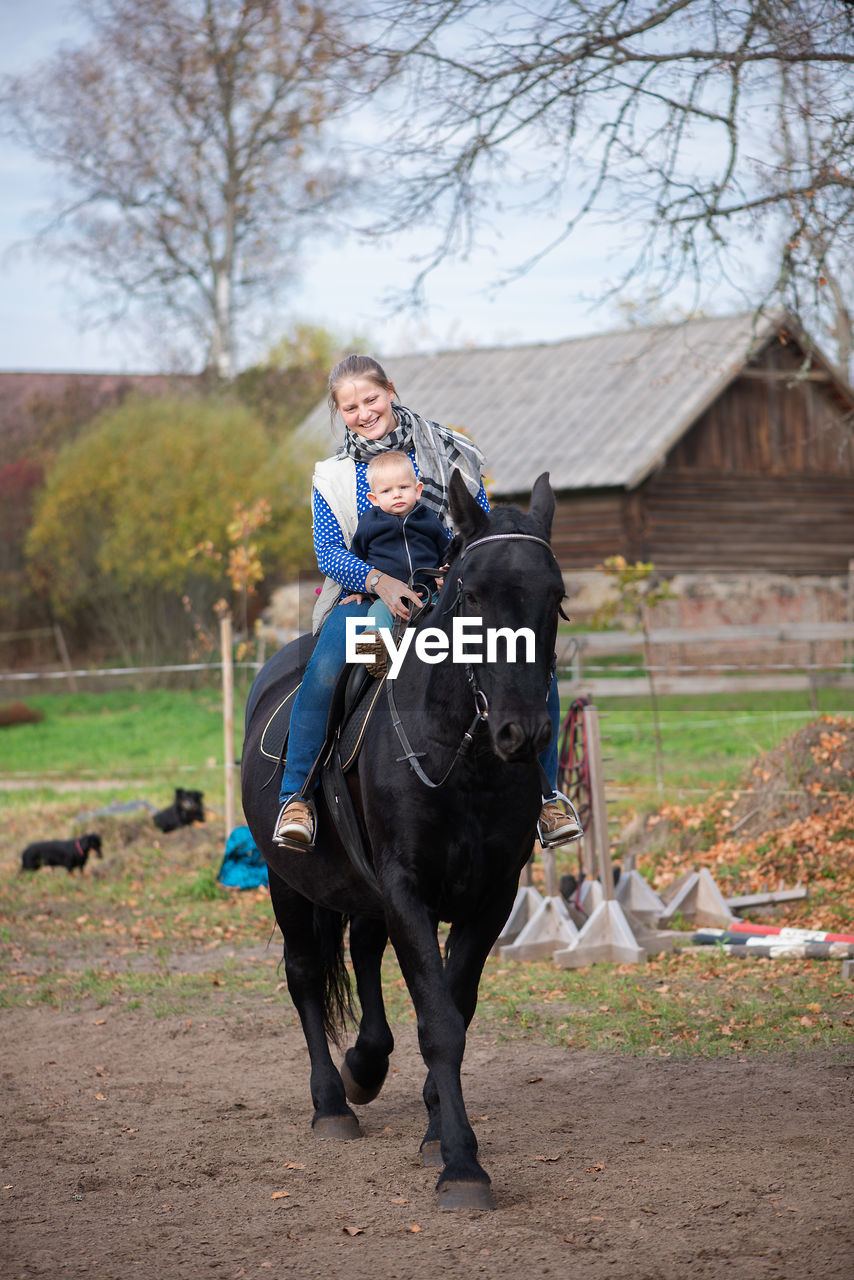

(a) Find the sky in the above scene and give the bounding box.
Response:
[0,1,748,374]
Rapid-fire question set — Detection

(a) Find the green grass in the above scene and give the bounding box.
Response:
[0,681,255,810]
[0,684,245,774]
[570,687,853,811]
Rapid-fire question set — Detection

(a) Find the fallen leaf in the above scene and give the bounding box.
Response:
[389,1196,408,1204]
[408,1224,421,1233]
[284,1162,305,1170]
[92,1019,106,1026]
[535,1154,561,1163]
[270,1191,290,1200]
[342,1226,364,1236]
[586,1163,605,1173]
[527,1076,543,1084]
[94,1092,106,1101]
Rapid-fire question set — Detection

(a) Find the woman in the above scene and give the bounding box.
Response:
[274,353,579,849]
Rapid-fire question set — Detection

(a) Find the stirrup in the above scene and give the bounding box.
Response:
[537,790,583,847]
[273,797,317,850]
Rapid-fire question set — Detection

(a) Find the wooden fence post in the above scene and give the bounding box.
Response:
[553,702,646,967]
[220,614,235,835]
[53,624,78,694]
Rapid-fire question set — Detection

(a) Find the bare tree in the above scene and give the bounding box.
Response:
[773,55,854,376]
[1,0,361,377]
[360,0,854,352]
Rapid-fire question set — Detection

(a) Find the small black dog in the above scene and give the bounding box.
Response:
[153,788,205,833]
[21,833,103,874]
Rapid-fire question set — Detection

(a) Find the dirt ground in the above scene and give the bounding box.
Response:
[2,999,852,1280]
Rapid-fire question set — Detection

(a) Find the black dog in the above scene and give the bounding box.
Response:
[21,833,103,874]
[152,788,205,833]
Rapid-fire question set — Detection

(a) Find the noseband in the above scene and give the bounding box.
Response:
[387,529,558,788]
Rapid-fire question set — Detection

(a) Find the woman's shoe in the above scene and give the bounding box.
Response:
[273,797,316,848]
[537,797,583,846]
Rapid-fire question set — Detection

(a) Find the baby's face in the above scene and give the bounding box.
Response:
[369,467,422,516]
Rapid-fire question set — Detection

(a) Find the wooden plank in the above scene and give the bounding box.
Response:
[568,622,854,652]
[726,887,808,909]
[557,674,854,698]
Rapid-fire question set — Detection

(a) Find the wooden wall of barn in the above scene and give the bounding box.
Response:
[546,337,854,575]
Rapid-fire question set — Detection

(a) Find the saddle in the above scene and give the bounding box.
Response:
[257,658,385,777]
[256,590,440,892]
[254,651,387,893]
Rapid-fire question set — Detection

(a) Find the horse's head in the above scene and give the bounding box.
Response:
[446,470,565,763]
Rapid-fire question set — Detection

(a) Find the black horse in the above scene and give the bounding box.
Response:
[241,472,564,1210]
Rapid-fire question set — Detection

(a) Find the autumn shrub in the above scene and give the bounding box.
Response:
[26,394,314,662]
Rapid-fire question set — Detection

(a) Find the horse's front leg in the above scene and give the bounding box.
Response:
[267,875,360,1139]
[420,878,521,1174]
[384,887,495,1210]
[340,914,394,1105]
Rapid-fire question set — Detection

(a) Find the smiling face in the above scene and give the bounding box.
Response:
[335,376,397,441]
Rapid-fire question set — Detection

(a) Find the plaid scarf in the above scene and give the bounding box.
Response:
[338,403,485,520]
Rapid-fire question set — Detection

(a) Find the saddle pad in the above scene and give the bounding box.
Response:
[259,683,300,764]
[338,675,386,772]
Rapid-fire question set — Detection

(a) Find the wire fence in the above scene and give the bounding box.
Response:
[1,636,851,802]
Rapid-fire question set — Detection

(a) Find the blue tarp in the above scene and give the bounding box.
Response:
[217,825,268,890]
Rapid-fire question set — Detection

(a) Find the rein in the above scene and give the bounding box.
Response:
[386,529,556,788]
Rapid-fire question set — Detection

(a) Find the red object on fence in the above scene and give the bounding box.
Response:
[727,921,854,944]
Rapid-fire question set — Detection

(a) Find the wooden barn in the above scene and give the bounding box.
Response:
[298,310,854,577]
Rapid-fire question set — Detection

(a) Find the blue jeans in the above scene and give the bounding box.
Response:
[278,600,562,803]
[367,599,394,631]
[279,600,371,802]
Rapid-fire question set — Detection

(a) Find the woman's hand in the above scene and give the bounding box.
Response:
[370,572,422,621]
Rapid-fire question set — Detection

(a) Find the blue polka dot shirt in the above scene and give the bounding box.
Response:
[313,447,490,593]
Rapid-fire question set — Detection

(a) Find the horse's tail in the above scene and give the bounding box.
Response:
[314,905,355,1046]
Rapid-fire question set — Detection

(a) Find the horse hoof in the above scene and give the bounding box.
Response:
[421,1140,443,1167]
[340,1055,387,1105]
[312,1113,361,1140]
[436,1180,496,1211]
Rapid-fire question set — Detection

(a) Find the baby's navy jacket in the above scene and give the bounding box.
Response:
[350,503,452,588]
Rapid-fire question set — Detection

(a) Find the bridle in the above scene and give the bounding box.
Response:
[386,530,560,788]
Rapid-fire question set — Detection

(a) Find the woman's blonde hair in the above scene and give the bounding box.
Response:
[327,354,396,428]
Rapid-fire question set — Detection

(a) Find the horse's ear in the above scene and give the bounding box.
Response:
[449,469,489,541]
[528,472,555,542]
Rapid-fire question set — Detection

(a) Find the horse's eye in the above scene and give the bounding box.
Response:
[463,590,478,608]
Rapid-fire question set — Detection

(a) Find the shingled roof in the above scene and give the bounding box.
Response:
[297,309,840,495]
